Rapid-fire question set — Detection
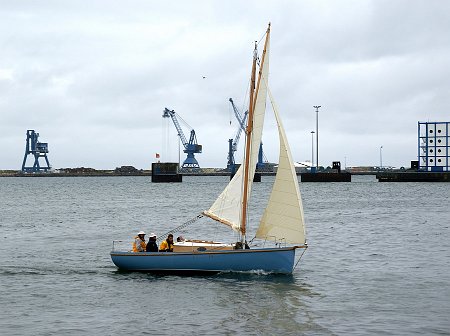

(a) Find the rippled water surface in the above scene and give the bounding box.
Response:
[1,175,449,335]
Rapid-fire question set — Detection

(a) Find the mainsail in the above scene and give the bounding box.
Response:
[203,27,271,232]
[255,88,306,244]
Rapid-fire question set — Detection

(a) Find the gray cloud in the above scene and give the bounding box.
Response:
[1,0,449,169]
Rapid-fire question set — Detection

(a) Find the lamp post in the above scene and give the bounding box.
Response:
[313,105,321,169]
[311,131,315,168]
[380,145,383,169]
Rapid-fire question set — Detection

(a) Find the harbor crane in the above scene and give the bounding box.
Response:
[227,98,265,173]
[227,98,248,173]
[162,108,202,169]
[21,130,51,173]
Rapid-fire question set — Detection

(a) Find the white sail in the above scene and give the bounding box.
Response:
[202,164,244,231]
[255,88,306,244]
[203,32,271,232]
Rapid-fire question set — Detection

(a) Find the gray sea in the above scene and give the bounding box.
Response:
[0,175,449,335]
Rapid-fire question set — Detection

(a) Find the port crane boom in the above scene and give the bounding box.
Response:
[163,108,202,169]
[227,98,265,172]
[228,98,248,171]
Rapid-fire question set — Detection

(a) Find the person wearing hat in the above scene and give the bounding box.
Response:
[132,231,147,252]
[146,233,159,252]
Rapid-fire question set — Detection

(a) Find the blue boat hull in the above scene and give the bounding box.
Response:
[110,247,301,274]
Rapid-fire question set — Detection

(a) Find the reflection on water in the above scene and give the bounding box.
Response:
[209,272,323,334]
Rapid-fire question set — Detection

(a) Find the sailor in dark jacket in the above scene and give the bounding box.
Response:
[146,233,159,252]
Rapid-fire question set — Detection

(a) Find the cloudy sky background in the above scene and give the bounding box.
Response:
[1,0,449,170]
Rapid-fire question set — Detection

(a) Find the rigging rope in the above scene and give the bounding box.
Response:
[257,30,266,45]
[293,245,308,271]
[156,214,204,243]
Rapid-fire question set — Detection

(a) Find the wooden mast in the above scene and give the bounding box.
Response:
[240,23,271,239]
[240,43,257,238]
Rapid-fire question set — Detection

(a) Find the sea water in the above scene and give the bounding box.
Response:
[0,175,449,335]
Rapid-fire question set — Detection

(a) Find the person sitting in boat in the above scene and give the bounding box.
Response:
[146,233,159,252]
[234,241,250,250]
[132,231,147,252]
[176,236,185,242]
[159,234,174,252]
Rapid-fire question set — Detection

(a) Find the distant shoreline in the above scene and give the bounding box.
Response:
[0,172,153,177]
[0,170,378,177]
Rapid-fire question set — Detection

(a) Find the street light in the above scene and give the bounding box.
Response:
[310,131,315,167]
[380,146,383,169]
[313,106,321,169]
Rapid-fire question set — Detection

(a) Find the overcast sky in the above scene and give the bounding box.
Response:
[1,0,449,170]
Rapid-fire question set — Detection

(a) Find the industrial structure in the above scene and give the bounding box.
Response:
[152,162,182,183]
[418,121,449,171]
[162,108,202,169]
[227,98,248,173]
[227,98,265,173]
[21,130,51,173]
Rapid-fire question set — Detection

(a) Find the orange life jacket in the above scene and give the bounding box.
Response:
[132,236,146,252]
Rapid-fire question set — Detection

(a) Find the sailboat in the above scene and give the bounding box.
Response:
[110,23,308,274]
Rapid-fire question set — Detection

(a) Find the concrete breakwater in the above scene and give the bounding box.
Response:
[1,166,383,177]
[0,171,277,177]
[0,167,241,177]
